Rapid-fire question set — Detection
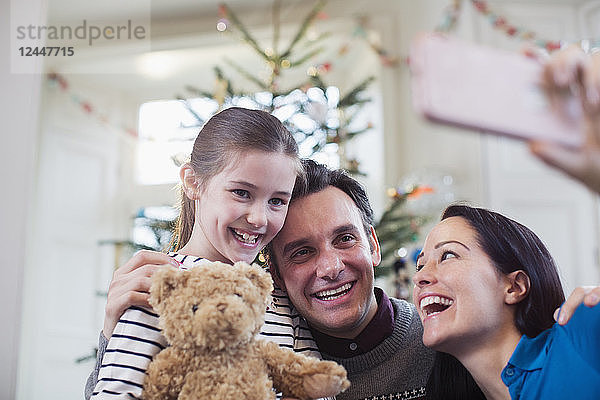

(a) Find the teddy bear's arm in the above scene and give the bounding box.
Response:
[257,340,350,400]
[142,348,189,400]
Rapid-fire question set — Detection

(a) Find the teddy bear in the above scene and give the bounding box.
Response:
[142,260,350,400]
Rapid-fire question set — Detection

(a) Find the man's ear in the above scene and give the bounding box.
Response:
[369,226,382,267]
[504,270,530,305]
[180,163,201,200]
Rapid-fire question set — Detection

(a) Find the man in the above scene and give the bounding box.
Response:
[87,160,600,399]
[266,159,433,399]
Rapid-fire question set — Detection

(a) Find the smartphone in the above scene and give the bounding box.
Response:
[409,33,583,147]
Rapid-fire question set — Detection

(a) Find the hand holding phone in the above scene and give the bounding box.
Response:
[409,33,584,147]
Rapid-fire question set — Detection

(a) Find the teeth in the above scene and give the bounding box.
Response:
[315,283,353,301]
[420,295,454,316]
[233,229,259,244]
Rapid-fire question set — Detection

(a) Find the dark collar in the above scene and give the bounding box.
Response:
[309,287,395,358]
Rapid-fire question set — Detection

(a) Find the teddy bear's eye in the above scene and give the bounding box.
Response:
[192,304,198,313]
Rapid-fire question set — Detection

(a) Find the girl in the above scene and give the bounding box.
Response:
[413,204,600,399]
[90,107,320,399]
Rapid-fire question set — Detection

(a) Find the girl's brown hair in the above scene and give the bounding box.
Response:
[170,107,301,251]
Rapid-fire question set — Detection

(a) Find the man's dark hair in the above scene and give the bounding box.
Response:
[291,159,374,233]
[265,159,375,275]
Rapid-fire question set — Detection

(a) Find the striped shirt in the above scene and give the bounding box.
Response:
[91,253,320,399]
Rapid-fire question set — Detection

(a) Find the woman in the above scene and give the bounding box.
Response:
[413,204,600,399]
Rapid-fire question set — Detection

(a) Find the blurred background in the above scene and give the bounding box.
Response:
[2,0,600,398]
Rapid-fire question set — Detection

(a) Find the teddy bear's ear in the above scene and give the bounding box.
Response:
[235,261,274,295]
[149,266,187,309]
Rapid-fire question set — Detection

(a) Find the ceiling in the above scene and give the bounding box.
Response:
[42,0,592,104]
[43,0,380,103]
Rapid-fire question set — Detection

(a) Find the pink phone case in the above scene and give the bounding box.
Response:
[410,33,583,147]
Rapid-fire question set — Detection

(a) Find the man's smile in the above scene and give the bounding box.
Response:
[312,282,355,301]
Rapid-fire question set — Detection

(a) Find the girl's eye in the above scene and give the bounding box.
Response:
[269,198,286,206]
[440,251,457,262]
[232,189,250,198]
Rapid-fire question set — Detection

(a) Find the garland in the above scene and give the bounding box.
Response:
[470,0,561,51]
[47,72,138,137]
[439,0,562,51]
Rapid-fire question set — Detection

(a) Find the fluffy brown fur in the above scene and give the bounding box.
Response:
[142,261,350,400]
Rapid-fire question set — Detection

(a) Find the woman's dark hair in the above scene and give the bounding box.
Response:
[426,203,565,399]
[170,107,301,251]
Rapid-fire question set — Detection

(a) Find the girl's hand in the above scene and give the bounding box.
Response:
[102,250,180,338]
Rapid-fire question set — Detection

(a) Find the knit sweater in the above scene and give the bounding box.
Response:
[322,298,434,400]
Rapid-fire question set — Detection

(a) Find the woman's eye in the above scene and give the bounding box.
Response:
[440,251,457,262]
[232,189,250,198]
[269,198,285,206]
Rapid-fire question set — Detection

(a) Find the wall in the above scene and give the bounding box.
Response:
[0,1,43,399]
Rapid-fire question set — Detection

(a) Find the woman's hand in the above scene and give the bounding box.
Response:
[530,46,600,193]
[102,250,180,338]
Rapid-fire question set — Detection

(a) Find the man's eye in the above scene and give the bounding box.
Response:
[290,248,311,260]
[440,251,457,262]
[337,234,356,246]
[232,189,250,198]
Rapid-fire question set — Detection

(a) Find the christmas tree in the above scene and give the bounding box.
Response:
[133,1,423,276]
[374,187,427,278]
[178,0,374,174]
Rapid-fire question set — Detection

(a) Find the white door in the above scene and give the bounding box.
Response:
[17,119,122,399]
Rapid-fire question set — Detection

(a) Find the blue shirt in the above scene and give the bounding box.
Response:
[501,304,600,399]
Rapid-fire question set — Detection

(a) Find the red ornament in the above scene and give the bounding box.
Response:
[506,26,517,36]
[57,75,68,90]
[473,1,488,13]
[81,102,93,114]
[546,41,561,51]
